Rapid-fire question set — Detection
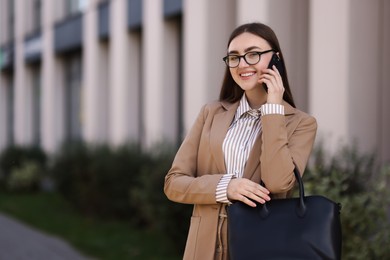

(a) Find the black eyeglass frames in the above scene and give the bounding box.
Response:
[222,49,275,68]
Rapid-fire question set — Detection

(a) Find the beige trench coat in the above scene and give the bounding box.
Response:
[164,100,317,260]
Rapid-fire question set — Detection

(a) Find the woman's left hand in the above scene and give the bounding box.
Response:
[259,65,285,104]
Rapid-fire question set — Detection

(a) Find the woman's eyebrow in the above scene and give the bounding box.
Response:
[228,46,262,54]
[245,46,262,52]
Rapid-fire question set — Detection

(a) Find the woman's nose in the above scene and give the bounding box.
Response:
[238,57,250,67]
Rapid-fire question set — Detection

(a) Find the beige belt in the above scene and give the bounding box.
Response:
[216,204,228,260]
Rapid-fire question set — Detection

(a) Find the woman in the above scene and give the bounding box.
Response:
[164,22,317,260]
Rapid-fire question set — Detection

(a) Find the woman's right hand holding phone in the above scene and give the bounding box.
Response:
[259,65,285,105]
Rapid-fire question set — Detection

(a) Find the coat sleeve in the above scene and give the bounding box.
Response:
[260,111,317,194]
[164,104,225,205]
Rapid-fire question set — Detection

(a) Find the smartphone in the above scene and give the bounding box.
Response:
[263,53,284,92]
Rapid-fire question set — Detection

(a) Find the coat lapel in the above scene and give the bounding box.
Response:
[210,100,296,178]
[243,101,296,180]
[209,101,239,174]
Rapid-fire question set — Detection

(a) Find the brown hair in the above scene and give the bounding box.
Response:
[219,22,296,108]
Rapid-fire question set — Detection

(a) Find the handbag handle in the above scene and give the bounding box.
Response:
[260,166,307,218]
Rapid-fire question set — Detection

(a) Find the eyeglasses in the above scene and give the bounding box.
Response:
[222,49,275,68]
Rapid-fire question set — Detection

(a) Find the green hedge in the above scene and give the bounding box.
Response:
[128,145,192,252]
[50,142,150,219]
[0,145,47,191]
[49,142,191,253]
[303,144,390,259]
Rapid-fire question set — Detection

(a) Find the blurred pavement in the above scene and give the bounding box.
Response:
[0,212,90,260]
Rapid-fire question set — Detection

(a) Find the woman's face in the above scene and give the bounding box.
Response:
[227,32,273,93]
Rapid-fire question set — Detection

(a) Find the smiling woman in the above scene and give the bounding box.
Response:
[164,22,317,260]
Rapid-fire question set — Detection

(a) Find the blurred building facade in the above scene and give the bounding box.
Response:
[0,0,389,164]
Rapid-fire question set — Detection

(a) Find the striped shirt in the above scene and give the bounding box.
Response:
[215,95,284,203]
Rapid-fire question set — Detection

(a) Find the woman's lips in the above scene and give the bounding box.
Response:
[240,71,256,78]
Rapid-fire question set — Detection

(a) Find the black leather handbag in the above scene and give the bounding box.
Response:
[227,167,342,260]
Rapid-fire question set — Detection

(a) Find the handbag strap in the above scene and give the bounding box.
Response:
[293,166,306,217]
[260,165,307,218]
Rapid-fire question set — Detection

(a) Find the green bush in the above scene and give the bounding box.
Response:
[0,145,47,190]
[129,145,192,253]
[50,142,150,219]
[7,161,42,192]
[304,144,390,259]
[50,141,191,254]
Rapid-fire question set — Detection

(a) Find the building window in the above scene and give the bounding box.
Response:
[128,0,142,30]
[164,0,182,18]
[64,54,83,141]
[65,0,87,16]
[65,0,78,15]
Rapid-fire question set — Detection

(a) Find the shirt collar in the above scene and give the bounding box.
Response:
[234,94,261,120]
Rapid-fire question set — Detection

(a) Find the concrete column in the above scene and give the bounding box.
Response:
[236,0,269,24]
[309,0,351,152]
[380,0,390,163]
[183,0,235,133]
[109,0,140,146]
[347,0,382,155]
[142,0,165,147]
[41,0,62,153]
[82,0,97,143]
[83,0,107,143]
[13,0,28,145]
